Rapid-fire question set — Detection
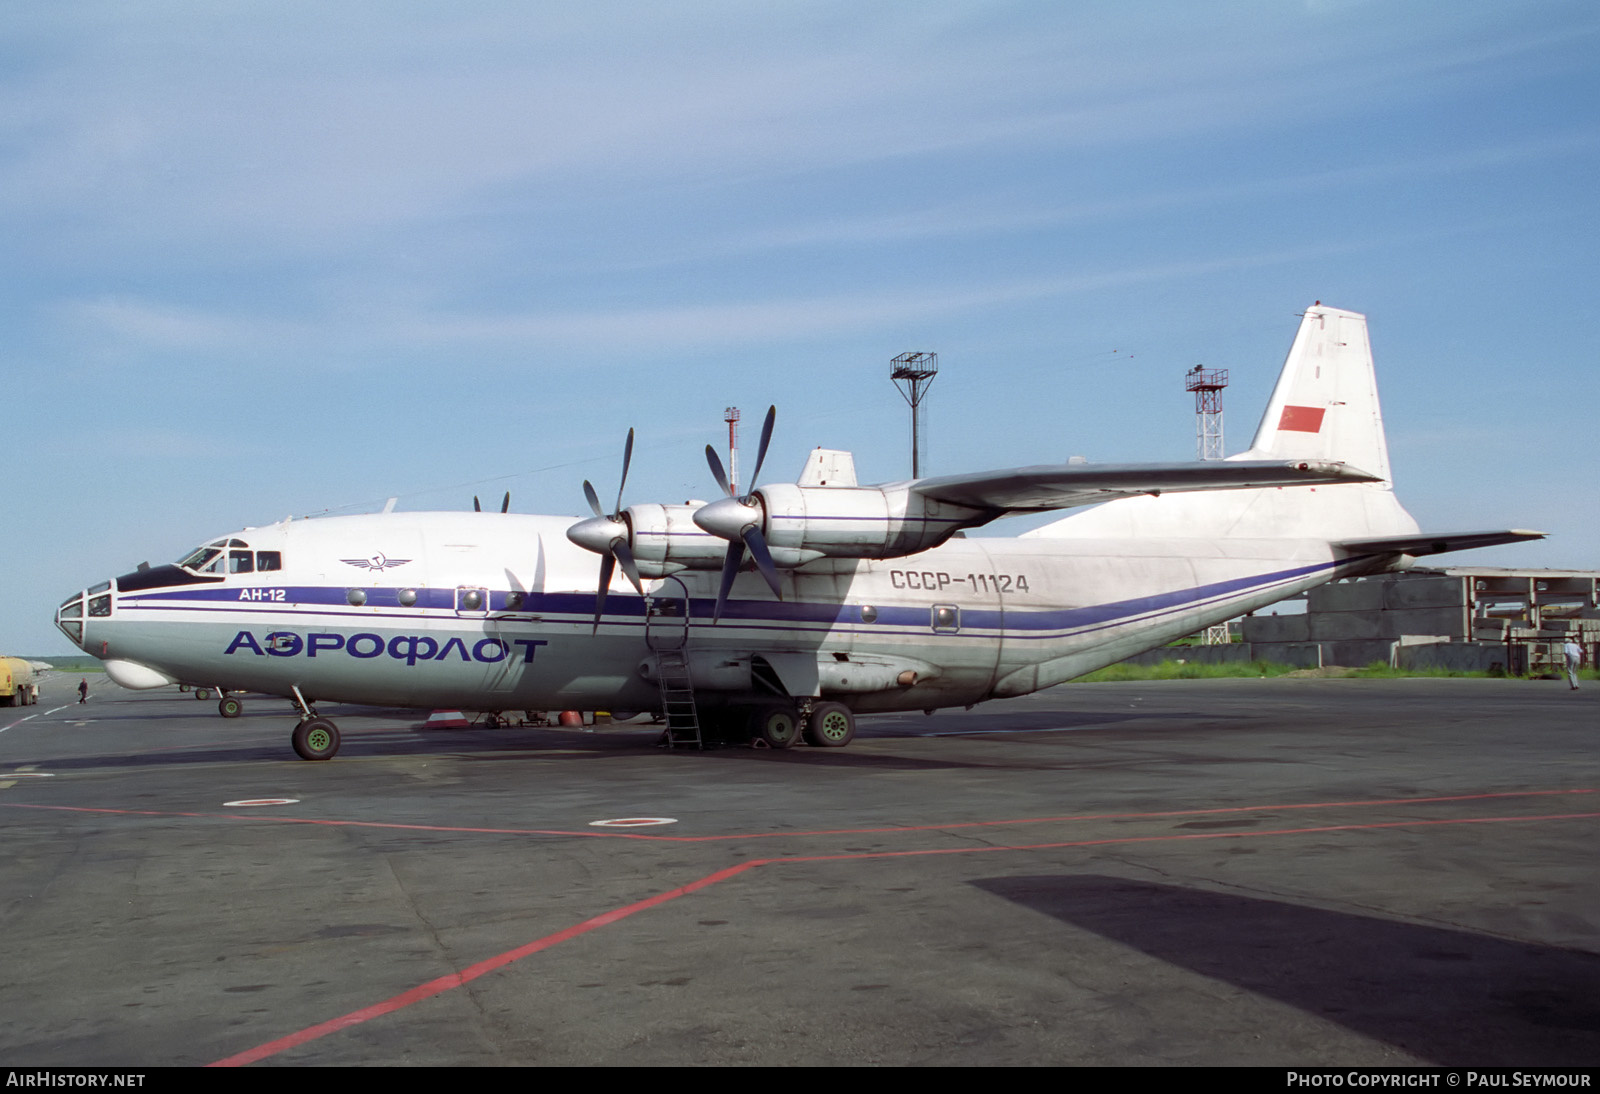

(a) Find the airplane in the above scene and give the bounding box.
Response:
[53,304,1541,760]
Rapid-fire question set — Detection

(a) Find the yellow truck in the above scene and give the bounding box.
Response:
[1,657,40,707]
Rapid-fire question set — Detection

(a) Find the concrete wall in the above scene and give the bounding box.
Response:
[1239,614,1309,643]
[1396,641,1512,674]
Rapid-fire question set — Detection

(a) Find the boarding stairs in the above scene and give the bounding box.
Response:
[654,646,702,749]
[645,578,701,749]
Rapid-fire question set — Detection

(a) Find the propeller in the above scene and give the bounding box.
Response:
[694,405,782,621]
[565,430,644,630]
[472,491,511,514]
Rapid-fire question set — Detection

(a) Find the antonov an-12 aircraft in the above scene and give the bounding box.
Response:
[55,305,1539,760]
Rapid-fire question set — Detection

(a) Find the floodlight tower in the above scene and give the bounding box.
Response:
[890,351,938,478]
[724,406,740,495]
[1185,365,1229,461]
[1186,365,1233,645]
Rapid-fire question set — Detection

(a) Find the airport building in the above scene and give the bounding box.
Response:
[1135,567,1599,673]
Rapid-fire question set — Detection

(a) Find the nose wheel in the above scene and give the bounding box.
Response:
[292,717,340,761]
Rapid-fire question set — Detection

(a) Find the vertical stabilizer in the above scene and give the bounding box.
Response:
[1235,304,1391,485]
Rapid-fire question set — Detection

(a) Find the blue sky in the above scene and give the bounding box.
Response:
[3,1,1597,653]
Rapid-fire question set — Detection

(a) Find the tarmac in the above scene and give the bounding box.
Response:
[0,671,1596,1067]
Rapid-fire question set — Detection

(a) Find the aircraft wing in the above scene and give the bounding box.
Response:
[910,459,1380,514]
[1335,529,1547,558]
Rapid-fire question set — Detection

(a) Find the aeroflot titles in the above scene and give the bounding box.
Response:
[224,631,549,666]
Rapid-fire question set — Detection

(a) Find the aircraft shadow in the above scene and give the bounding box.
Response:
[970,873,1600,1065]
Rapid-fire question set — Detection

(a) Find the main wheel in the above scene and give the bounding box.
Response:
[218,696,243,719]
[804,702,856,748]
[292,717,340,761]
[748,704,801,749]
[195,687,212,700]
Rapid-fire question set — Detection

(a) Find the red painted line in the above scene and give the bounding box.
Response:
[207,860,761,1067]
[204,807,1600,1067]
[4,788,1594,842]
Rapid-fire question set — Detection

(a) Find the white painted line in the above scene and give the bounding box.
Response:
[43,705,70,715]
[223,798,301,807]
[588,817,679,828]
[1,772,55,778]
[0,715,37,734]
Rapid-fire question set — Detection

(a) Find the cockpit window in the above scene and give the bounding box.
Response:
[229,550,254,574]
[178,546,221,571]
[256,551,282,572]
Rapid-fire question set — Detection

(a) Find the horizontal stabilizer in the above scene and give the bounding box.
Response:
[1337,529,1546,558]
[912,459,1379,515]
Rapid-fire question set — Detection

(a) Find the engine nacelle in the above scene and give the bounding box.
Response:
[754,483,987,565]
[623,503,728,575]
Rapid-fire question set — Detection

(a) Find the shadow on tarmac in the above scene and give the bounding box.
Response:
[973,873,1600,1066]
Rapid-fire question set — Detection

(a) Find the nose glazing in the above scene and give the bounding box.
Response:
[56,591,86,649]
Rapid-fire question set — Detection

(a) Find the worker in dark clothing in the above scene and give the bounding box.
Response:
[78,678,88,704]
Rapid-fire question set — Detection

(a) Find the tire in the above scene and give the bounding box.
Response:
[292,718,340,761]
[218,696,243,719]
[196,688,212,700]
[804,702,856,748]
[748,704,801,749]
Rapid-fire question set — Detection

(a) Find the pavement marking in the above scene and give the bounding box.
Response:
[223,798,300,807]
[4,787,1595,842]
[588,817,678,828]
[0,715,35,734]
[207,806,1600,1067]
[0,765,52,789]
[43,705,70,715]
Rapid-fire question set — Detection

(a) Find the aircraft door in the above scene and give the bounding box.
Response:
[645,576,690,652]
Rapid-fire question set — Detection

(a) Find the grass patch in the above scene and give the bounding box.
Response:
[1081,660,1599,682]
[1077,660,1302,682]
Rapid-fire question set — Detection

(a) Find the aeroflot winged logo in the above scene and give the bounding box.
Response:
[341,553,412,572]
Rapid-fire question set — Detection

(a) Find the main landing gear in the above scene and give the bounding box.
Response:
[739,701,857,750]
[289,686,339,761]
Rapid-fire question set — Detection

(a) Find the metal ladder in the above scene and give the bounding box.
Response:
[655,647,702,749]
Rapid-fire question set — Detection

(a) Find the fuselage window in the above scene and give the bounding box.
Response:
[88,595,111,617]
[229,550,254,574]
[256,551,282,572]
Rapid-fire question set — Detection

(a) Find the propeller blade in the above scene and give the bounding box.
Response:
[612,538,644,596]
[741,525,783,600]
[713,541,744,622]
[582,480,604,519]
[747,405,776,494]
[705,444,733,498]
[615,428,634,515]
[592,553,616,632]
[473,496,481,512]
[501,491,510,514]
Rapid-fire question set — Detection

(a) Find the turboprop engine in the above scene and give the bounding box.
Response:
[693,483,985,566]
[568,408,996,623]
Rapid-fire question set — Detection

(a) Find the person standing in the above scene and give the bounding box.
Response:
[1564,637,1584,691]
[77,678,88,704]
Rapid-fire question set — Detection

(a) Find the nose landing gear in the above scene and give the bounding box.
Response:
[291,717,340,761]
[289,686,339,760]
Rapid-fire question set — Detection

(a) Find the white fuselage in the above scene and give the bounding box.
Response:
[61,507,1385,714]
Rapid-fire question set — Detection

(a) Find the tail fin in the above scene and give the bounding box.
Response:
[1233,304,1391,484]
